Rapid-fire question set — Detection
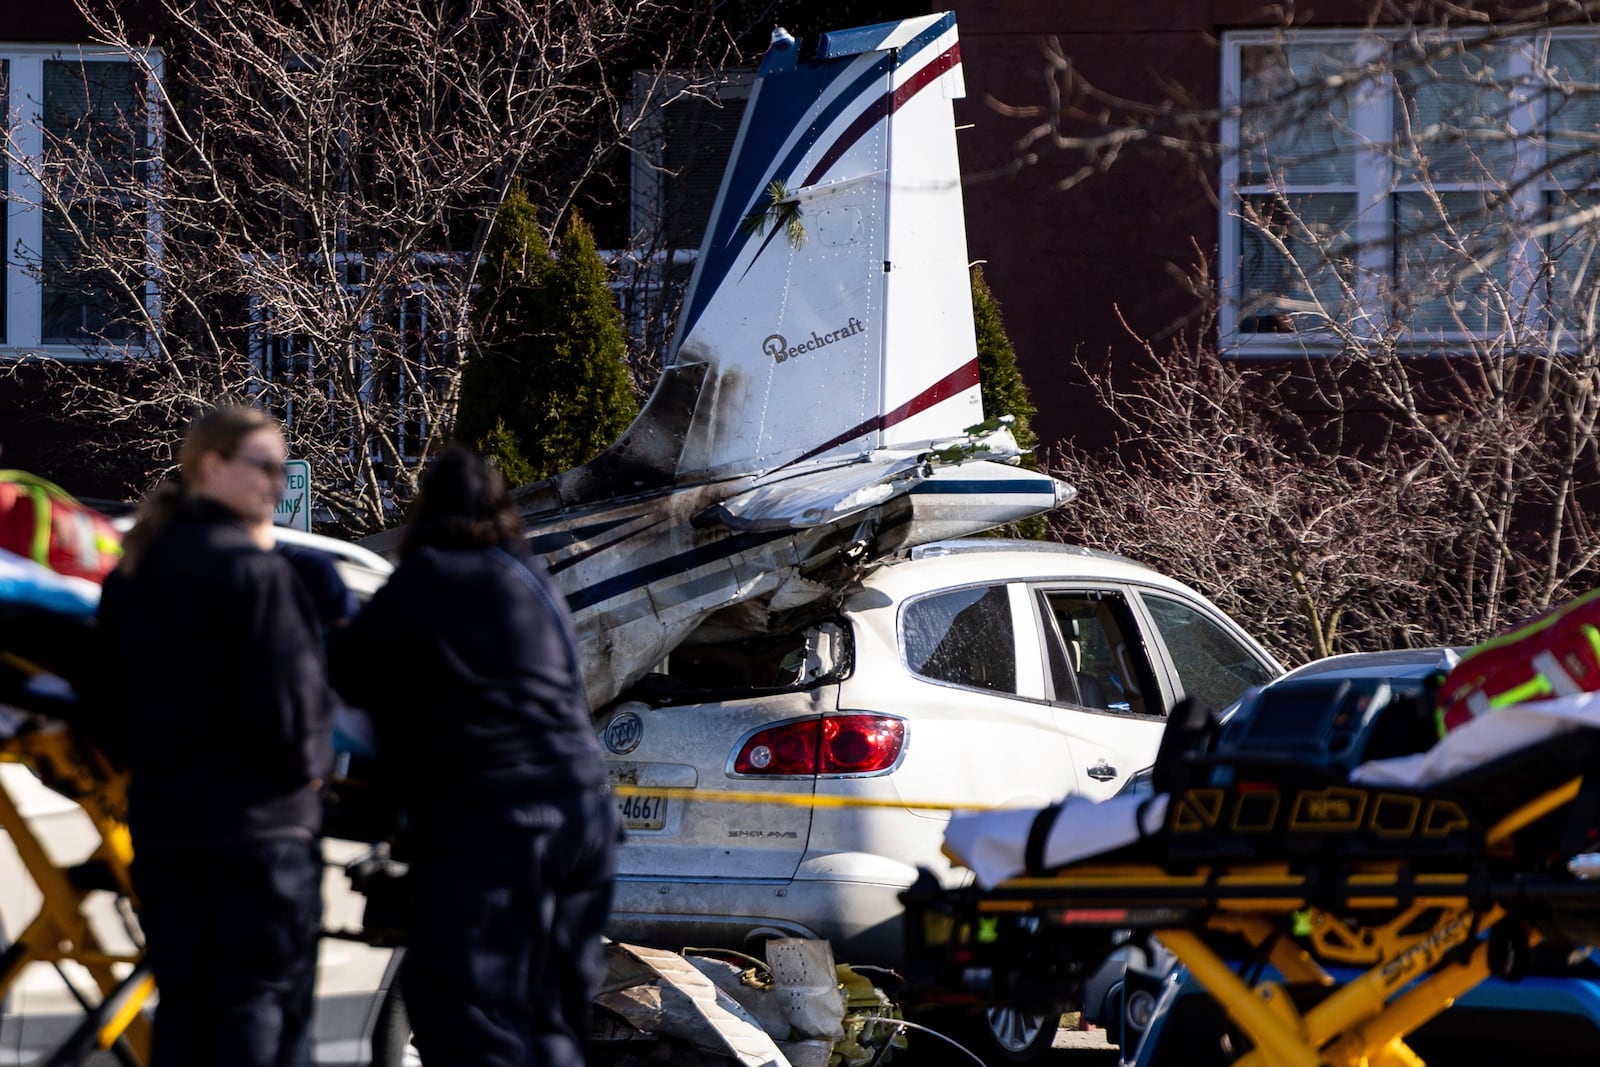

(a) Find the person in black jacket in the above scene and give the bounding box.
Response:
[331,445,616,1067]
[97,405,332,1067]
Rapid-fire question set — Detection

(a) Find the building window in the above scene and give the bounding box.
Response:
[1220,29,1600,351]
[612,72,751,362]
[1,46,159,356]
[246,252,460,462]
[630,72,752,251]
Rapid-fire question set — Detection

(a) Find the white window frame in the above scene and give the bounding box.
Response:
[2,43,162,360]
[1218,28,1597,356]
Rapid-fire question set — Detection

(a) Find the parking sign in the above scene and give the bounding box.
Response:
[275,459,312,531]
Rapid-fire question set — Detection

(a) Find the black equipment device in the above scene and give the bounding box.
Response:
[1135,650,1456,811]
[1211,650,1453,775]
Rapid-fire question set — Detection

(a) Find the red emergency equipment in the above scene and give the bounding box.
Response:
[0,470,122,583]
[1438,587,1600,732]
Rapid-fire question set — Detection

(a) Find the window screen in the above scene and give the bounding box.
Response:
[41,60,145,345]
[661,94,748,248]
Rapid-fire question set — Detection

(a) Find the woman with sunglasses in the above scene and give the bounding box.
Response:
[96,404,334,1067]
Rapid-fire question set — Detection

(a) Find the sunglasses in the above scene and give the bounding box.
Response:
[229,453,288,480]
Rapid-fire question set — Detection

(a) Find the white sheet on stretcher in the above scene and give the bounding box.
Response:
[944,793,1169,890]
[1352,690,1600,786]
[943,690,1600,889]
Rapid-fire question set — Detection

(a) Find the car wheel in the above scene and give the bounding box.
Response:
[371,984,421,1067]
[909,1006,1060,1067]
[978,1007,1060,1063]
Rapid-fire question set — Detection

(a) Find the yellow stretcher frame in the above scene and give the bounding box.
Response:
[0,717,152,1066]
[941,776,1591,1067]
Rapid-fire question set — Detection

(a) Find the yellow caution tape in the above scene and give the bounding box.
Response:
[610,783,1022,813]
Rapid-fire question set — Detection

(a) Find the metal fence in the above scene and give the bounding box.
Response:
[245,253,462,463]
[245,247,699,460]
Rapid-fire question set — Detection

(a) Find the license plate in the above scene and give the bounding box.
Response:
[618,792,667,831]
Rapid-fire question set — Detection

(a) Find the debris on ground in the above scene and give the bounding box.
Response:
[594,939,907,1067]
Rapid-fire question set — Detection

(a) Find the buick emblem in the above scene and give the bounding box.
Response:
[604,710,643,755]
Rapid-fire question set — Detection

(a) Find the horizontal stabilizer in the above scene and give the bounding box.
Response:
[707,452,929,532]
[708,422,1044,531]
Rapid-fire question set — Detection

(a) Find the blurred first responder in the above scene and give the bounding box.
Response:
[331,444,618,1067]
[96,405,333,1067]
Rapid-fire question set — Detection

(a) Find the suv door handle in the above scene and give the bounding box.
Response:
[1086,760,1117,782]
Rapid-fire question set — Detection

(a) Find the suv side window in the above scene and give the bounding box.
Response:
[1142,593,1275,711]
[1038,590,1162,716]
[902,585,1016,694]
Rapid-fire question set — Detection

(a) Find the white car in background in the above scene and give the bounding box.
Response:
[0,526,409,1067]
[596,539,1282,1062]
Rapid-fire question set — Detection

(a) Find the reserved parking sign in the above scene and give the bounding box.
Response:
[275,459,312,531]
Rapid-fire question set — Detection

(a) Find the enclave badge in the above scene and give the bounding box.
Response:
[604,710,643,755]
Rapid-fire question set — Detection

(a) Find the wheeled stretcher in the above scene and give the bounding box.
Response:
[0,542,154,1065]
[0,685,152,1066]
[904,690,1600,1067]
[0,670,407,1067]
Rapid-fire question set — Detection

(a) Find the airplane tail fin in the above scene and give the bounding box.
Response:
[547,13,986,506]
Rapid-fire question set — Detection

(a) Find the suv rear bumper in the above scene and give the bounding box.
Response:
[605,869,911,968]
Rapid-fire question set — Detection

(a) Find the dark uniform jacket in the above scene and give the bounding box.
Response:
[96,496,334,849]
[329,541,605,825]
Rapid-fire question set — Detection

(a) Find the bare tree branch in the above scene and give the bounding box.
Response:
[2,0,730,531]
[1030,4,1600,659]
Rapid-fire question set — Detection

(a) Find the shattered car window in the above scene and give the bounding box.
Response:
[1142,593,1276,712]
[902,585,1016,694]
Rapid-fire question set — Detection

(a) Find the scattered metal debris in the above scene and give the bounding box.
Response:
[594,939,907,1067]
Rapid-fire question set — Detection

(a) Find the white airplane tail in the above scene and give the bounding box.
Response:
[504,13,1076,708]
[556,13,983,501]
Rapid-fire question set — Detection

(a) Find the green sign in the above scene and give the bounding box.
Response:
[275,459,312,531]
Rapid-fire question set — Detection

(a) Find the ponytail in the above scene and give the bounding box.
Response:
[117,481,184,576]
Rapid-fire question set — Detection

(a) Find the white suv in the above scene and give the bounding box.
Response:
[597,540,1281,971]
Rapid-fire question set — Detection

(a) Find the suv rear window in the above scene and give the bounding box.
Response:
[902,585,1016,693]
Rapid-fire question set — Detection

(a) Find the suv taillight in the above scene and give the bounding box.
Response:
[733,715,905,776]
